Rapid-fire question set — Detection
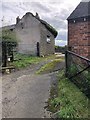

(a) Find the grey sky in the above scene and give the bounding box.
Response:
[1,0,82,46]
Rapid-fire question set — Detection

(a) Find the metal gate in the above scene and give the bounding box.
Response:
[65,50,90,98]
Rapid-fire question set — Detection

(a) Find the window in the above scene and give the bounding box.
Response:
[10,29,13,31]
[73,20,76,23]
[47,36,50,43]
[84,18,86,22]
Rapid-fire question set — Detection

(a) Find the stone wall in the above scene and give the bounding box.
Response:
[40,24,55,56]
[15,13,41,55]
[68,20,90,59]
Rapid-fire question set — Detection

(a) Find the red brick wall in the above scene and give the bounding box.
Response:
[88,21,90,59]
[68,20,90,59]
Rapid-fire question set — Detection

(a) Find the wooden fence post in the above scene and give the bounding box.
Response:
[3,42,7,67]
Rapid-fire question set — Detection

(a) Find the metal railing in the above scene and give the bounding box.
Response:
[65,50,90,98]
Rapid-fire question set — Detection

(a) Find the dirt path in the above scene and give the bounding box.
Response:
[2,59,64,118]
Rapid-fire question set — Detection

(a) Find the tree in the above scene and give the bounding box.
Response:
[0,29,17,67]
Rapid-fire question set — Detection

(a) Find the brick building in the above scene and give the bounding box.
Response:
[67,1,90,59]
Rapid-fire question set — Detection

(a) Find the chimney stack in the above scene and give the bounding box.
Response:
[16,16,20,24]
[35,12,40,19]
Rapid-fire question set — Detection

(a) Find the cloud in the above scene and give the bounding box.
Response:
[43,18,67,31]
[56,34,67,41]
[31,2,51,13]
[55,40,67,46]
[82,0,90,2]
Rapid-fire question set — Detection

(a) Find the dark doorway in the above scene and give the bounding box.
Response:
[37,42,40,56]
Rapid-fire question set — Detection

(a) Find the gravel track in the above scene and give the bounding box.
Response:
[2,59,64,118]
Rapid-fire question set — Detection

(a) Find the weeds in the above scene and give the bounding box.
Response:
[36,59,64,74]
[12,53,41,69]
[48,70,89,119]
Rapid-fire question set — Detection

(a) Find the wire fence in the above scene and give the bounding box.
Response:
[65,50,90,98]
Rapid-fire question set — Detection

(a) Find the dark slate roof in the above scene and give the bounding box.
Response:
[67,2,90,20]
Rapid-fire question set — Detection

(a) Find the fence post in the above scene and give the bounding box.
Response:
[3,42,7,67]
[65,51,68,77]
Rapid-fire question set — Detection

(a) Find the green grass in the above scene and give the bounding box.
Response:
[36,58,64,74]
[12,53,60,69]
[48,70,90,119]
[67,64,90,97]
[12,53,42,69]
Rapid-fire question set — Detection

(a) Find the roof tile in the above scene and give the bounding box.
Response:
[67,2,90,20]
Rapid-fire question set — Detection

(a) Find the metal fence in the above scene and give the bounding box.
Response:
[65,50,90,98]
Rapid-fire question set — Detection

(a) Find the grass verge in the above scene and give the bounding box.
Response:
[47,70,90,119]
[36,58,64,74]
[12,53,62,69]
[12,54,41,69]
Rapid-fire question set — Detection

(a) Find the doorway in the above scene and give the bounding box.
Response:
[37,42,40,56]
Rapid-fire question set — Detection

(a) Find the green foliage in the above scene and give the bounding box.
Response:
[13,53,41,69]
[13,53,59,69]
[48,70,89,119]
[55,45,67,53]
[55,46,66,49]
[48,97,61,113]
[67,64,90,97]
[57,105,76,118]
[0,29,17,42]
[36,59,64,74]
[84,70,90,82]
[68,64,77,76]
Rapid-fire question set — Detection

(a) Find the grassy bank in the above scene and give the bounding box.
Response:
[12,53,41,69]
[12,53,62,69]
[36,58,64,74]
[48,70,89,119]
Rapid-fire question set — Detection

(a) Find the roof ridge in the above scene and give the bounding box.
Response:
[67,2,90,20]
[23,12,58,38]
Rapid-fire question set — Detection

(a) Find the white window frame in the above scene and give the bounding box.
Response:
[47,36,50,43]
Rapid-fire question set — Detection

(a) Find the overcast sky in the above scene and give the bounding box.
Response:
[0,0,84,46]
